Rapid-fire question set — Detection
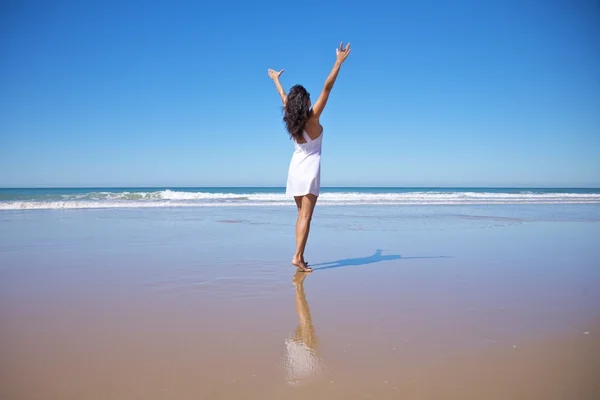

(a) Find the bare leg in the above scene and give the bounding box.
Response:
[293,197,305,265]
[293,197,309,265]
[292,194,318,272]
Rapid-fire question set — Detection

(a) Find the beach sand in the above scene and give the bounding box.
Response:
[1,205,599,399]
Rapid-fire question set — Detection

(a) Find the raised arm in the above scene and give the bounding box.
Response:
[268,69,287,106]
[311,42,351,119]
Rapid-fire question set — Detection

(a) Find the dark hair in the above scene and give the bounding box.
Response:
[283,84,311,142]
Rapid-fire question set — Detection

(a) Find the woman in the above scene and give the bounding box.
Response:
[268,42,351,272]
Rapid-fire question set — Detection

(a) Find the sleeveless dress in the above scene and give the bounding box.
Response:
[286,130,323,197]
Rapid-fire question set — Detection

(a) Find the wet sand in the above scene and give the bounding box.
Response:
[1,205,599,399]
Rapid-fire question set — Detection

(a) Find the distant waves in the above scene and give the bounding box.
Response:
[1,189,600,210]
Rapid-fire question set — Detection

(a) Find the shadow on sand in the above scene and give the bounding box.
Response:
[311,249,451,271]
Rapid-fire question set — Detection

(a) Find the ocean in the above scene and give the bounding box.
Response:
[1,187,599,209]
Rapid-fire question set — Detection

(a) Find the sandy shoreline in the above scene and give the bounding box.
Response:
[1,205,599,398]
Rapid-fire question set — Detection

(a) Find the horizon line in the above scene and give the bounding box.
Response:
[1,185,599,190]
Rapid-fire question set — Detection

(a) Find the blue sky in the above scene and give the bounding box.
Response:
[1,0,599,187]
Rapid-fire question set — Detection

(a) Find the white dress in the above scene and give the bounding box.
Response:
[286,130,323,197]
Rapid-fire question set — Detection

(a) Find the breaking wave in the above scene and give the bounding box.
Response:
[1,189,599,210]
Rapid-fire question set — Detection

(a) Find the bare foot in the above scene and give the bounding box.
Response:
[292,257,312,272]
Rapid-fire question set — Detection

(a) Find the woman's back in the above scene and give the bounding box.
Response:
[293,129,322,153]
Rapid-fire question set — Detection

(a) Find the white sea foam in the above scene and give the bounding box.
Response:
[1,190,599,210]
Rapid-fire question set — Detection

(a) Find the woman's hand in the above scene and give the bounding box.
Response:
[268,69,284,80]
[311,41,351,119]
[335,42,351,64]
[268,69,287,105]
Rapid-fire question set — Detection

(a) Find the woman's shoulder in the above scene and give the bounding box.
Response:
[304,118,323,140]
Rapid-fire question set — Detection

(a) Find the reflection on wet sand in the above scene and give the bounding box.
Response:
[283,272,325,386]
